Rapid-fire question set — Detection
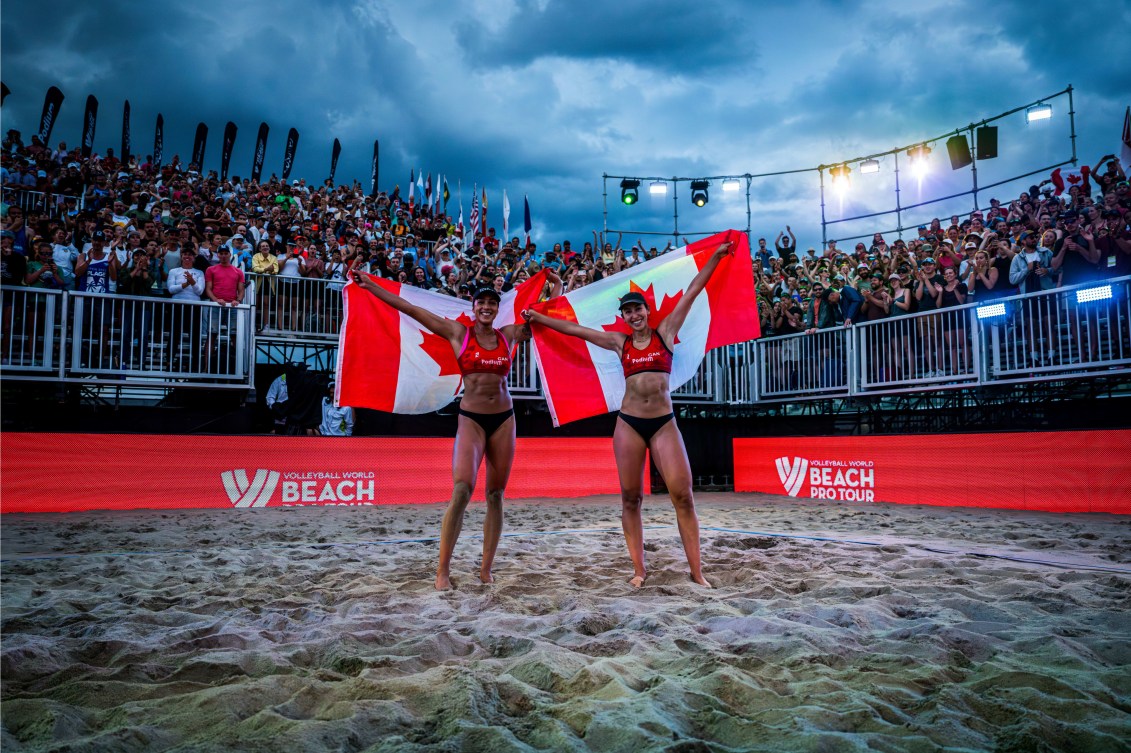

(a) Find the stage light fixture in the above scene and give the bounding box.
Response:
[860,159,880,174]
[1026,103,1052,123]
[907,144,932,178]
[620,179,640,205]
[721,178,741,192]
[830,164,851,190]
[690,180,710,207]
[1076,284,1112,304]
[976,302,1007,320]
[649,180,667,195]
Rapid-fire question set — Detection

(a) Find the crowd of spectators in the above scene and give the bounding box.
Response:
[2,125,1129,384]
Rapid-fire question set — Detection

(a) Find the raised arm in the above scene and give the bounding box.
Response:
[350,269,463,340]
[657,240,733,345]
[523,308,625,353]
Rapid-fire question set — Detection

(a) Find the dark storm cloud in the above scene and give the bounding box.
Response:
[1,0,1125,247]
[455,0,752,72]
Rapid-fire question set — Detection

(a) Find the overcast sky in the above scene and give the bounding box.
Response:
[3,0,1128,250]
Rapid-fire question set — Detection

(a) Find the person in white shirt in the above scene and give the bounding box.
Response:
[166,248,206,371]
[319,386,354,437]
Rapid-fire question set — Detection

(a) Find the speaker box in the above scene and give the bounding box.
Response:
[947,135,972,170]
[976,126,998,160]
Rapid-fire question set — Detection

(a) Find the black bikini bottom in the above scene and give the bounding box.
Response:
[458,407,515,437]
[617,411,675,444]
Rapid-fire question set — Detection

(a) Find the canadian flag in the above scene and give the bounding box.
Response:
[335,271,549,413]
[1050,166,1091,197]
[528,230,759,426]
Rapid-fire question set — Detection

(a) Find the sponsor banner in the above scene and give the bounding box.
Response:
[220,121,237,181]
[153,113,164,167]
[282,127,299,180]
[1,434,641,514]
[121,100,131,162]
[251,122,269,182]
[329,137,341,183]
[735,430,1131,514]
[191,122,208,168]
[81,95,98,158]
[38,86,65,145]
[370,139,379,195]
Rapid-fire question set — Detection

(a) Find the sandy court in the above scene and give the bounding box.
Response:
[2,493,1130,752]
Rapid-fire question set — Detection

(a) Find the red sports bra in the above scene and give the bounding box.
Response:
[621,331,673,378]
[457,327,512,377]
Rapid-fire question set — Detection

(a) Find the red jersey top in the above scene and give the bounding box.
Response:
[458,327,512,377]
[621,331,673,378]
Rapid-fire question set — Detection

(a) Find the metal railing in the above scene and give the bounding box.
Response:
[246,272,345,338]
[2,277,1128,401]
[1,188,84,219]
[2,287,62,371]
[69,293,252,384]
[854,305,980,393]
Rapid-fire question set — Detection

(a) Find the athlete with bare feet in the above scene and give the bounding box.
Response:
[524,241,733,588]
[352,271,558,589]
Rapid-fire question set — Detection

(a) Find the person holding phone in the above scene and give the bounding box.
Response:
[523,240,733,589]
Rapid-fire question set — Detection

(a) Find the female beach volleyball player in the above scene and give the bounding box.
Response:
[351,270,559,590]
[523,241,733,588]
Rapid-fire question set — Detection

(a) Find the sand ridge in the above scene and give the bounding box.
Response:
[3,494,1130,752]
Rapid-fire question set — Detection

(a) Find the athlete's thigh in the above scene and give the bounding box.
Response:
[453,415,487,490]
[613,416,649,494]
[484,414,517,491]
[648,419,693,491]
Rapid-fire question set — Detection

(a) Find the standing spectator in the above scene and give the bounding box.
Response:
[167,247,205,371]
[203,248,246,371]
[936,266,969,375]
[963,249,999,301]
[118,248,158,368]
[50,228,79,290]
[265,372,288,434]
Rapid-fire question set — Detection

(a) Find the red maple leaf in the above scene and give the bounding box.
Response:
[600,281,683,344]
[417,312,475,378]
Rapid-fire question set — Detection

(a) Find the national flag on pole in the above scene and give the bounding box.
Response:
[1121,106,1131,174]
[408,168,415,206]
[526,230,759,426]
[336,271,550,413]
[425,173,433,204]
[523,194,532,245]
[417,170,425,204]
[481,186,488,234]
[502,190,511,241]
[469,184,479,250]
[442,177,450,208]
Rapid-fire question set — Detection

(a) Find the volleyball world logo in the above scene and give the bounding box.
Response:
[221,469,281,508]
[775,456,809,497]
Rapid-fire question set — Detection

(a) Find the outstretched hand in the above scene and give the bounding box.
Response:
[713,240,734,259]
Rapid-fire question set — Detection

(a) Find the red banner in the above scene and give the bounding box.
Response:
[1,434,642,514]
[734,430,1131,514]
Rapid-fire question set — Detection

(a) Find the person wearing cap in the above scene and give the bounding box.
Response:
[350,269,556,591]
[913,256,946,377]
[523,240,735,588]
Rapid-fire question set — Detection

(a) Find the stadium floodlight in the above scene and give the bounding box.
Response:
[1026,103,1053,123]
[976,302,1007,319]
[649,180,667,195]
[690,180,710,207]
[1076,284,1112,304]
[620,179,640,205]
[721,178,741,192]
[907,144,932,178]
[860,159,880,174]
[830,164,851,191]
